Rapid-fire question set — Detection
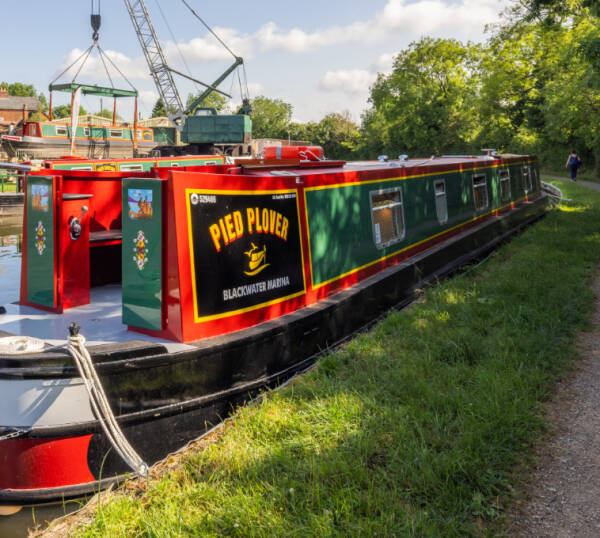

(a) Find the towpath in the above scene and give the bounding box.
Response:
[509,175,600,537]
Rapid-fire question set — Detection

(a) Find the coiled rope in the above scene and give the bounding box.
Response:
[67,323,148,478]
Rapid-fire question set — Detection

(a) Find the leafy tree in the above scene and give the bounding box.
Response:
[186,91,227,113]
[361,38,482,158]
[305,112,360,159]
[52,104,87,119]
[250,96,293,139]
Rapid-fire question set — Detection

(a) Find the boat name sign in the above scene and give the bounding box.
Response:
[187,190,305,320]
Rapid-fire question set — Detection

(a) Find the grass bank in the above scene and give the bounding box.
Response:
[66,182,600,537]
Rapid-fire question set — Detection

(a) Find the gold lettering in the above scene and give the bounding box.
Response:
[255,207,263,233]
[275,213,282,237]
[225,214,235,240]
[247,207,255,234]
[219,218,229,245]
[209,224,221,251]
[281,217,289,241]
[262,208,269,232]
[269,209,277,234]
[233,211,244,238]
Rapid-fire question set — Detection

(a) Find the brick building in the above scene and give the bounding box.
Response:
[0,86,41,128]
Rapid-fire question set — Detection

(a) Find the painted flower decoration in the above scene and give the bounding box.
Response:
[35,221,46,255]
[132,230,149,271]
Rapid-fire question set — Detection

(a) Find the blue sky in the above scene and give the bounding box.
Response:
[2,0,511,123]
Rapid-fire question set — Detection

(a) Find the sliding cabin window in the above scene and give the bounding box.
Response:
[109,129,123,138]
[472,174,489,211]
[434,180,448,224]
[370,187,405,248]
[499,169,511,202]
[520,166,533,192]
[69,165,93,171]
[119,163,144,172]
[83,127,90,137]
[143,131,153,141]
[55,126,68,136]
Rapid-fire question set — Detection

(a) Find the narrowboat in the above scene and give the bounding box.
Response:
[1,121,167,160]
[0,149,548,509]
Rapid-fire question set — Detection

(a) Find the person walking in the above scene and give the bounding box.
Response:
[566,150,582,181]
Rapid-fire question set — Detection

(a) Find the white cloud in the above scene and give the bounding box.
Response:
[374,53,395,75]
[246,82,265,97]
[256,0,505,53]
[319,70,378,95]
[138,89,158,106]
[163,27,253,64]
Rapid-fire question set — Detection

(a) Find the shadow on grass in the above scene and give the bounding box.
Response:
[74,182,600,537]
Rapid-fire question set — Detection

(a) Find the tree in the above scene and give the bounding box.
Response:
[306,112,360,160]
[361,38,482,158]
[250,96,293,139]
[151,98,167,118]
[52,104,87,119]
[186,91,227,113]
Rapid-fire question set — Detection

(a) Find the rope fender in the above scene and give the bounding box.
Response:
[67,322,148,479]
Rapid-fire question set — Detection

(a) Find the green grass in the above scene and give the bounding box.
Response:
[71,182,600,537]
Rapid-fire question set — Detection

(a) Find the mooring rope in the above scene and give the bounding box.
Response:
[67,323,148,478]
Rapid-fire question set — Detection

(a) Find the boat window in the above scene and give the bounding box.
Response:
[530,166,538,190]
[55,126,68,136]
[169,162,180,167]
[473,174,488,211]
[204,161,216,165]
[499,169,511,202]
[119,163,144,172]
[143,131,153,141]
[520,166,533,192]
[109,129,123,138]
[370,187,405,248]
[434,179,448,224]
[83,127,90,136]
[69,165,93,171]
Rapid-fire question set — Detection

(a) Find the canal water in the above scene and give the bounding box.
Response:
[0,218,83,536]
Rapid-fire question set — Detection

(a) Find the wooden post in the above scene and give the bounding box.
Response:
[49,91,53,121]
[133,96,138,152]
[70,90,76,155]
[112,98,117,125]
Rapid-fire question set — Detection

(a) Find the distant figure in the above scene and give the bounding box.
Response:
[566,150,582,181]
[7,122,15,135]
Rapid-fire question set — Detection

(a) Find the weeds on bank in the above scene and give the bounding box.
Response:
[74,182,600,537]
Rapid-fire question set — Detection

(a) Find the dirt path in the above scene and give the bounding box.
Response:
[509,176,600,537]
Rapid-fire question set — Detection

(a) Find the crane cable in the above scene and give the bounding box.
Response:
[154,0,199,92]
[178,0,250,101]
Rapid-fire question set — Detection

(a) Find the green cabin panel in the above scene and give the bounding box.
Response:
[26,176,56,307]
[122,178,163,330]
[305,163,538,287]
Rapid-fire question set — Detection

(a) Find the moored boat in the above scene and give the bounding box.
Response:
[1,120,167,160]
[0,149,548,508]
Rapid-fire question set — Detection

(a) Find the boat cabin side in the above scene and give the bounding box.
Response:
[20,154,542,343]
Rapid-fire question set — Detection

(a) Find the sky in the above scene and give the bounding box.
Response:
[2,0,512,124]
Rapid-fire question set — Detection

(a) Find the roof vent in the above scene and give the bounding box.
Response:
[481,148,498,157]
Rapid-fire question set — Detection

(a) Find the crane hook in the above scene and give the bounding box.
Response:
[91,0,101,42]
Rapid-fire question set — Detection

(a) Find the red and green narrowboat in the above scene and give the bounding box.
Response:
[0,149,548,509]
[1,121,170,160]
